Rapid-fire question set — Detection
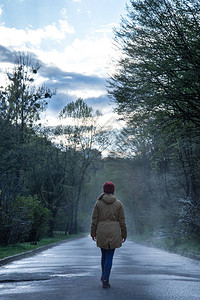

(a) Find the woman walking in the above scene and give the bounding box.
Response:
[91,181,127,288]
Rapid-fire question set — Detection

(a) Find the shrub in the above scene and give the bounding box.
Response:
[0,194,50,245]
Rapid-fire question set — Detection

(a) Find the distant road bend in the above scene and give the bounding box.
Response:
[0,236,200,299]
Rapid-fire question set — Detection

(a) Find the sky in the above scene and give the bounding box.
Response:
[0,0,128,128]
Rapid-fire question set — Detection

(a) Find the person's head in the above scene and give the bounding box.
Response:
[103,181,115,194]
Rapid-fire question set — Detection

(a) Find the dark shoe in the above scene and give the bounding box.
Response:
[103,280,111,288]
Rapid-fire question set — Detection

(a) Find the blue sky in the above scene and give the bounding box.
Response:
[0,0,128,126]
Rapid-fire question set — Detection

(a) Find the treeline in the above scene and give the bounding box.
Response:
[0,54,106,246]
[1,0,200,248]
[107,0,200,242]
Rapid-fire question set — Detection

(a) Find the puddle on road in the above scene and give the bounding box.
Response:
[0,272,91,284]
[0,275,51,283]
[51,272,91,278]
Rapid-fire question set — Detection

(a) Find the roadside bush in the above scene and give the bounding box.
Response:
[13,195,50,242]
[0,194,50,245]
[179,198,200,238]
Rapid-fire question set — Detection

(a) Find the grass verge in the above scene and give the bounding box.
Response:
[129,234,200,259]
[0,232,87,260]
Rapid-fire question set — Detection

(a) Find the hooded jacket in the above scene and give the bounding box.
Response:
[91,193,127,249]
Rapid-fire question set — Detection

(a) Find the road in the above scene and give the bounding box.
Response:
[0,236,200,300]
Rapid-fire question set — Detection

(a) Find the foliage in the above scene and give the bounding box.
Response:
[108,0,200,240]
[51,98,108,234]
[179,198,200,238]
[0,53,55,143]
[0,53,58,245]
[109,0,200,126]
[12,195,50,242]
[0,91,105,244]
[0,194,50,246]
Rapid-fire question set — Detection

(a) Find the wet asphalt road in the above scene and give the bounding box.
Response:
[0,236,200,300]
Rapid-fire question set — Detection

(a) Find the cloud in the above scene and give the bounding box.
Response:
[0,15,74,51]
[0,15,117,79]
[58,19,74,34]
[62,36,115,76]
[46,91,113,119]
[85,95,111,111]
[60,8,68,17]
[47,92,74,113]
[0,8,119,124]
[0,46,117,129]
[35,36,111,75]
[67,89,105,99]
[0,45,15,63]
[46,91,110,114]
[59,8,74,34]
[37,64,110,114]
[0,6,3,16]
[0,46,108,99]
[39,64,106,92]
[0,1,122,133]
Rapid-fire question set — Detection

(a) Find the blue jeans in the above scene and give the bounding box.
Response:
[101,248,115,282]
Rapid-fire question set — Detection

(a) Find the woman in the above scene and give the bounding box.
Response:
[91,181,127,288]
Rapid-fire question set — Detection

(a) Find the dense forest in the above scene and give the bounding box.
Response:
[0,54,106,245]
[108,0,200,243]
[1,0,200,249]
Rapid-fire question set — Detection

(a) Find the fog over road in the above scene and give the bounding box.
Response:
[0,236,200,300]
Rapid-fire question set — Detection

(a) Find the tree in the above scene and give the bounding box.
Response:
[0,194,50,246]
[0,53,56,194]
[26,134,73,237]
[0,53,55,143]
[0,53,56,244]
[53,98,108,234]
[108,0,200,126]
[108,0,200,238]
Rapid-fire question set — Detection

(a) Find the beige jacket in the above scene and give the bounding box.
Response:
[91,193,127,249]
